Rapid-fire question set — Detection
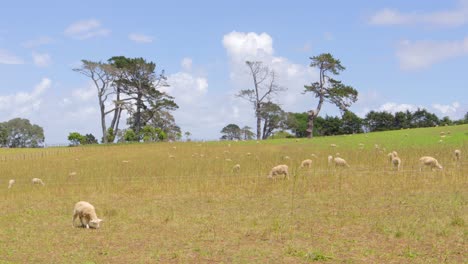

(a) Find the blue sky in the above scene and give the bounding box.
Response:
[0,0,466,143]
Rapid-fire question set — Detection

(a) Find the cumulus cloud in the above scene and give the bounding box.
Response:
[378,102,421,113]
[369,1,468,27]
[64,19,110,40]
[0,78,51,117]
[432,102,460,115]
[396,37,468,70]
[22,36,54,48]
[222,31,317,112]
[72,83,97,101]
[0,49,24,64]
[32,52,52,67]
[163,67,208,104]
[128,33,153,43]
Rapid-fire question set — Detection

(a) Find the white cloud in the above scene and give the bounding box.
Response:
[22,36,54,48]
[64,19,110,40]
[32,52,52,67]
[164,72,208,104]
[432,102,460,115]
[369,1,468,27]
[378,102,421,113]
[0,78,51,117]
[72,83,97,101]
[222,31,317,112]
[396,37,468,70]
[128,33,153,43]
[181,57,192,71]
[0,49,24,64]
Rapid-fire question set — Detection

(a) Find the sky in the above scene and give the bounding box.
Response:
[0,0,467,143]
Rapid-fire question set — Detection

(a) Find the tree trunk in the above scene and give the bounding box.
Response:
[307,112,314,138]
[99,97,108,143]
[135,93,143,135]
[262,118,267,140]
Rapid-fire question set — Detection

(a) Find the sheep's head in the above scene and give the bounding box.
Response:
[89,219,103,229]
[436,164,443,170]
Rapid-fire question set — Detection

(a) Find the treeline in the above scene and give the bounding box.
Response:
[221,109,468,139]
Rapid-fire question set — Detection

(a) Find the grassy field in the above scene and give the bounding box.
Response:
[0,125,466,263]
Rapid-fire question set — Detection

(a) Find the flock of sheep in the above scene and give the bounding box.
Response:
[4,142,462,229]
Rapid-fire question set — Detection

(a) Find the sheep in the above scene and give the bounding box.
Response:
[168,155,176,159]
[8,179,15,189]
[122,160,130,163]
[391,156,401,171]
[310,153,318,159]
[300,159,313,168]
[330,144,337,148]
[333,157,350,168]
[72,201,103,229]
[454,149,461,161]
[32,178,45,185]
[232,164,241,173]
[387,151,398,162]
[69,172,77,177]
[283,155,291,160]
[246,152,252,156]
[267,164,289,180]
[419,156,443,171]
[225,158,232,162]
[327,155,333,166]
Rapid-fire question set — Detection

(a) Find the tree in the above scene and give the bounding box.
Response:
[364,111,394,132]
[68,132,84,146]
[2,118,44,148]
[73,60,116,143]
[411,108,439,127]
[82,133,98,145]
[123,129,138,142]
[304,53,358,138]
[184,131,191,141]
[240,126,255,140]
[114,57,178,135]
[284,112,309,138]
[259,102,286,139]
[220,124,241,140]
[341,110,363,134]
[237,61,285,140]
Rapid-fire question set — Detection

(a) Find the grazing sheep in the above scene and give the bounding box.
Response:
[310,153,318,159]
[267,164,289,180]
[122,160,130,163]
[333,157,350,168]
[387,151,398,161]
[300,159,313,168]
[330,144,337,148]
[454,149,461,161]
[69,172,77,177]
[327,155,333,166]
[419,156,443,171]
[225,158,232,162]
[32,178,45,185]
[392,156,401,171]
[246,152,252,156]
[232,164,241,173]
[72,201,103,229]
[168,155,176,159]
[283,156,291,160]
[8,179,15,189]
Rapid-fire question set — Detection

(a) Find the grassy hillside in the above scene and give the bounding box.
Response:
[0,125,466,263]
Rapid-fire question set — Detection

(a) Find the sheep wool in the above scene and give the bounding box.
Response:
[31,178,45,185]
[419,156,443,171]
[267,164,289,180]
[72,201,103,229]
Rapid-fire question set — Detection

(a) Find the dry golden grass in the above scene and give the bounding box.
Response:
[0,125,466,263]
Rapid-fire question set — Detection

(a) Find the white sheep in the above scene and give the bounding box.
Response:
[232,164,241,173]
[327,155,333,166]
[283,155,291,160]
[310,154,318,159]
[454,149,461,161]
[72,201,103,229]
[387,151,398,162]
[267,164,289,180]
[333,157,350,168]
[31,178,45,185]
[419,156,443,171]
[300,159,313,168]
[391,156,401,171]
[330,144,337,148]
[8,179,15,189]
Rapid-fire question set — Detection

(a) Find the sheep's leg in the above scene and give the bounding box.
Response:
[72,213,77,227]
[79,216,85,228]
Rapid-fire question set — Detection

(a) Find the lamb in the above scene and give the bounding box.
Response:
[300,159,313,168]
[419,156,443,171]
[267,164,289,180]
[72,201,103,229]
[454,149,461,161]
[391,156,401,171]
[333,157,350,168]
[8,179,15,189]
[232,164,241,173]
[31,178,45,185]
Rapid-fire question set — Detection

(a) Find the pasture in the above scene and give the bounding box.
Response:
[0,125,467,263]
